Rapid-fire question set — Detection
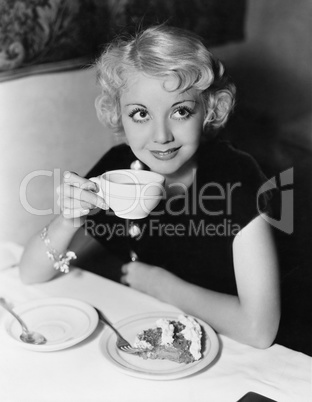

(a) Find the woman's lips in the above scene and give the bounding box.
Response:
[150,146,181,160]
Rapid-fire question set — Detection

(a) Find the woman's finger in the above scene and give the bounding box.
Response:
[56,185,93,210]
[120,274,129,286]
[120,264,130,285]
[62,207,90,219]
[63,171,98,192]
[62,198,93,210]
[62,183,107,209]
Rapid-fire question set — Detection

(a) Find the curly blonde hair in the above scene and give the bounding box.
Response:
[95,25,236,134]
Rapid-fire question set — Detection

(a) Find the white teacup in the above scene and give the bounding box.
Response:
[90,169,165,219]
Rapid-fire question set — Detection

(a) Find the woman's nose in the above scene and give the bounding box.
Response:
[152,120,174,144]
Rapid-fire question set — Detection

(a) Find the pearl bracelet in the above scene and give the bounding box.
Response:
[40,226,77,273]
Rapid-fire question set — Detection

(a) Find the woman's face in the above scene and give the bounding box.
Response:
[120,73,205,177]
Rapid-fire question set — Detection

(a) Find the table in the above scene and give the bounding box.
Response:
[0,246,311,402]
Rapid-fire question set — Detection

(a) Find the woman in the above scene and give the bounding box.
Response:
[20,25,280,348]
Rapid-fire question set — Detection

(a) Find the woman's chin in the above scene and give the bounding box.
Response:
[146,162,180,177]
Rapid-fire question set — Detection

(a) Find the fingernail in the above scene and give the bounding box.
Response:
[81,209,90,215]
[92,182,99,192]
[100,202,108,210]
[63,171,71,179]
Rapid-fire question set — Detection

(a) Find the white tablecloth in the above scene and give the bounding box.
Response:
[0,245,311,402]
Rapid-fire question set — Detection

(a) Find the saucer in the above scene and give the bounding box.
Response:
[4,297,98,352]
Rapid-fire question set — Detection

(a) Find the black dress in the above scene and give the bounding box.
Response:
[84,138,269,294]
[82,138,312,355]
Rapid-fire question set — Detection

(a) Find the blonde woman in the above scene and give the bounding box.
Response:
[20,25,280,349]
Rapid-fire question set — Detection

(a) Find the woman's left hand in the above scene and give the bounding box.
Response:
[120,261,173,298]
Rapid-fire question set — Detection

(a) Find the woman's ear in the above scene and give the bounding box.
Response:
[214,90,233,126]
[204,89,235,130]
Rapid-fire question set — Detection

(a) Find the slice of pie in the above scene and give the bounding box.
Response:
[133,315,202,364]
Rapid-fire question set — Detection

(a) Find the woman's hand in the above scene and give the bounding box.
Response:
[121,261,178,299]
[56,171,108,225]
[121,217,280,349]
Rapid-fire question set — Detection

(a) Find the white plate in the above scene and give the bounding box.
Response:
[4,297,99,352]
[99,312,219,380]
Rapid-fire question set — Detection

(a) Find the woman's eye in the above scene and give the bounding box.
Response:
[128,108,150,123]
[172,106,194,120]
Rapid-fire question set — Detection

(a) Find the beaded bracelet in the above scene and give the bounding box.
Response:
[40,226,77,273]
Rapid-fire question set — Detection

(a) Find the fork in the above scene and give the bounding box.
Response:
[95,308,142,354]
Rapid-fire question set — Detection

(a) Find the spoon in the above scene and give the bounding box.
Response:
[0,298,46,345]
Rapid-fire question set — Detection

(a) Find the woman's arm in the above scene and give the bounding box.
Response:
[19,172,107,284]
[122,214,280,348]
[19,215,81,284]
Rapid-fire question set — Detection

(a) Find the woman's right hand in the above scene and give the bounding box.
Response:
[56,171,108,224]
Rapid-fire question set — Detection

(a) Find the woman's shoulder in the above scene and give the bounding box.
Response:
[198,138,271,229]
[199,138,267,185]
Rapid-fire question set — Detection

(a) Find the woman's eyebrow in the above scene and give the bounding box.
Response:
[171,100,198,107]
[125,100,197,108]
[125,103,147,108]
